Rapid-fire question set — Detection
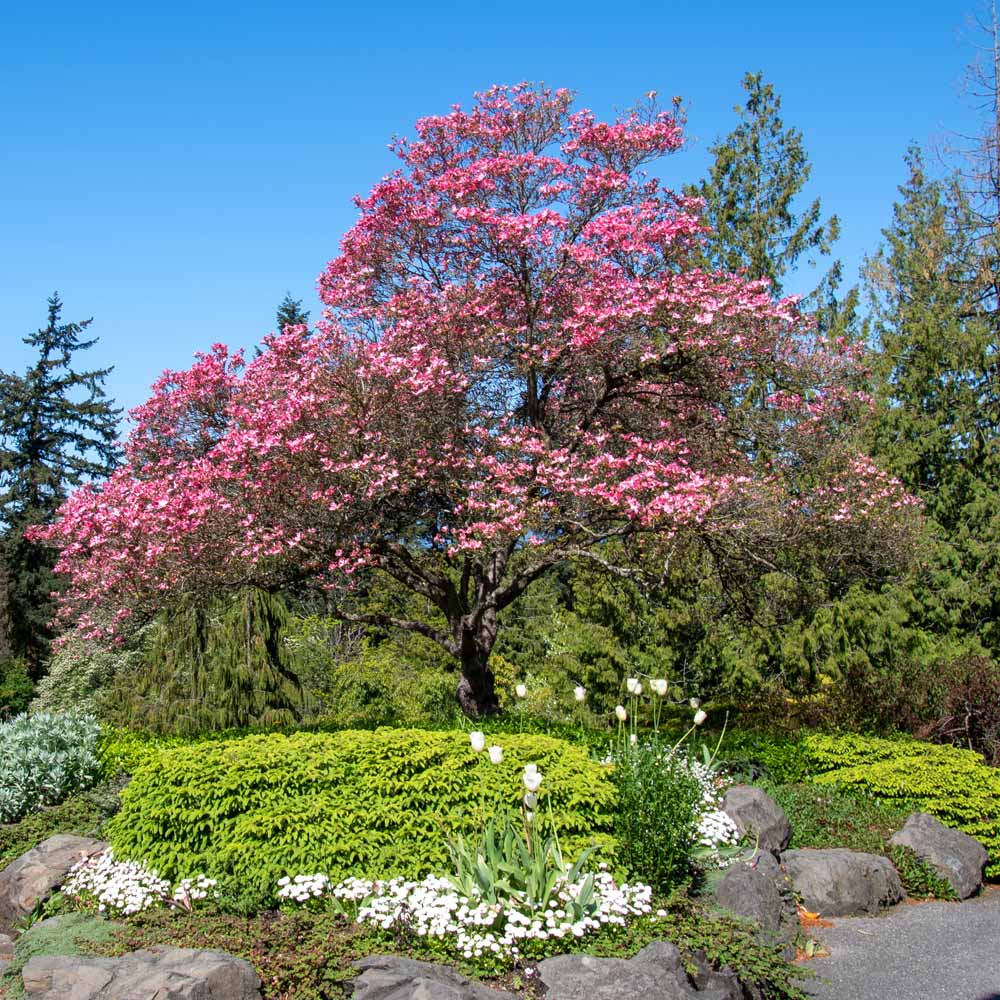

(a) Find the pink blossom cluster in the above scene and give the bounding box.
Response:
[32,84,915,643]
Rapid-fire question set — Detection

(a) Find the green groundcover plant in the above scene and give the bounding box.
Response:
[106,728,617,885]
[801,733,1000,876]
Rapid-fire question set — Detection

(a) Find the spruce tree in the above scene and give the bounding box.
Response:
[866,149,1000,654]
[275,293,310,332]
[0,294,120,677]
[688,71,840,298]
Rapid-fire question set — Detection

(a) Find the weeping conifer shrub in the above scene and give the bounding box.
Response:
[107,587,306,735]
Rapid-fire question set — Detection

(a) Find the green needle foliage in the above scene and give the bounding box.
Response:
[688,71,840,298]
[105,728,617,886]
[106,587,308,735]
[0,294,120,676]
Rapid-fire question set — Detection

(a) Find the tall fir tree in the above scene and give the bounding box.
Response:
[275,292,310,332]
[0,294,120,677]
[687,72,841,300]
[866,148,1000,654]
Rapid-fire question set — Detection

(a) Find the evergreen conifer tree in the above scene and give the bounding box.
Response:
[275,293,310,332]
[688,72,841,299]
[866,149,1000,654]
[0,294,120,676]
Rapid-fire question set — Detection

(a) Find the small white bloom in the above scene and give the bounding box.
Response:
[615,705,628,722]
[630,733,638,746]
[573,685,586,703]
[523,764,542,792]
[488,744,503,764]
[633,682,643,697]
[515,683,527,699]
[693,709,707,726]
[523,791,538,809]
[651,678,668,697]
[689,696,701,709]
[626,677,639,694]
[469,731,486,752]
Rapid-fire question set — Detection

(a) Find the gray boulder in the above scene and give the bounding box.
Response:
[0,931,13,960]
[721,786,791,854]
[0,835,106,935]
[888,812,988,899]
[353,955,516,1000]
[712,849,799,958]
[537,940,741,1000]
[781,848,905,916]
[21,945,261,999]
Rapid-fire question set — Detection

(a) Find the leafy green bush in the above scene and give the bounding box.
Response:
[106,728,616,886]
[610,740,704,892]
[716,729,812,784]
[801,733,1000,875]
[30,629,145,717]
[96,727,189,778]
[0,656,34,719]
[0,712,102,822]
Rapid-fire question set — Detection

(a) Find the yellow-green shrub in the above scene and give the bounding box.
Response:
[802,733,1000,875]
[106,728,616,884]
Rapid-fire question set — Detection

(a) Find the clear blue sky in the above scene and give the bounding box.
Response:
[1,0,981,420]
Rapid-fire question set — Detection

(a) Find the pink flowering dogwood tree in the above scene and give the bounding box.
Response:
[35,86,916,716]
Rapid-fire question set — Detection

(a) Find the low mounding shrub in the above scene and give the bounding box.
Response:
[106,728,616,885]
[0,712,102,823]
[801,733,1000,876]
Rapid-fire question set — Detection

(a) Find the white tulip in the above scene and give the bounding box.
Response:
[626,677,639,694]
[651,678,668,697]
[615,705,628,722]
[515,683,527,699]
[523,764,543,792]
[629,733,638,746]
[633,682,643,697]
[573,685,586,703]
[689,697,701,709]
[523,791,538,809]
[469,731,486,752]
[693,709,707,726]
[488,744,503,764]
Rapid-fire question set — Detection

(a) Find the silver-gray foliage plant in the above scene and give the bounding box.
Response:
[0,711,102,822]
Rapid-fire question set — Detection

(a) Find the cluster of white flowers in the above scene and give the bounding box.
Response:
[686,757,740,858]
[63,850,218,916]
[278,869,652,959]
[276,873,332,903]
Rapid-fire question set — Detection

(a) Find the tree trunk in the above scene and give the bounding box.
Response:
[456,648,500,718]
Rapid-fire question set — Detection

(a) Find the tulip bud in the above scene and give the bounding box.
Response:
[573,685,586,703]
[515,683,527,699]
[488,744,503,764]
[689,697,701,709]
[651,678,668,697]
[626,677,639,694]
[629,733,638,746]
[523,791,538,809]
[633,682,643,697]
[693,709,707,726]
[615,705,627,722]
[469,731,486,752]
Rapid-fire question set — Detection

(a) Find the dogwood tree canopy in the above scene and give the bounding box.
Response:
[35,85,915,716]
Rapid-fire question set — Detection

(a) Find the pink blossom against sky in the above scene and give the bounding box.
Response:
[1,0,982,419]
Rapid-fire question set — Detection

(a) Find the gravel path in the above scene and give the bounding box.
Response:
[802,887,1000,1000]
